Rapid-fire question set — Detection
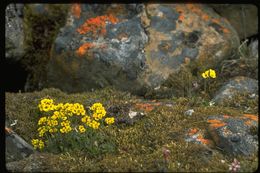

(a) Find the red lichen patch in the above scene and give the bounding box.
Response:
[71,4,81,19]
[77,14,119,37]
[76,43,95,56]
[197,134,211,145]
[243,114,258,122]
[188,128,199,136]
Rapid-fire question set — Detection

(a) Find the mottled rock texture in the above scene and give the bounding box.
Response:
[207,114,258,156]
[212,76,258,104]
[45,4,240,95]
[5,4,25,61]
[209,4,258,40]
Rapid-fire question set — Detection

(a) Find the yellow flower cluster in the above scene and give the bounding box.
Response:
[31,139,45,150]
[90,103,106,121]
[33,98,115,151]
[201,69,216,79]
[60,120,72,133]
[105,117,115,125]
[38,98,56,112]
[61,103,86,116]
[38,99,86,116]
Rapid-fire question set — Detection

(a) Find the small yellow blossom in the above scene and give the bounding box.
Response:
[78,125,86,133]
[202,69,217,79]
[105,117,115,125]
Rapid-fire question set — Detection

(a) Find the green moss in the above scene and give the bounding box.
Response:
[5,88,258,172]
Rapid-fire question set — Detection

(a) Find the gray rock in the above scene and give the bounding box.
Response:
[5,4,25,61]
[209,4,258,40]
[207,114,258,156]
[6,153,56,172]
[5,128,35,162]
[212,76,258,104]
[249,39,258,59]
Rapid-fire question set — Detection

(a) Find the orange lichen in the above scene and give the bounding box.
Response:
[71,4,81,19]
[211,18,221,24]
[178,15,185,21]
[77,14,119,37]
[197,134,210,145]
[135,102,161,112]
[207,119,223,124]
[243,114,258,121]
[201,14,210,21]
[5,127,13,134]
[209,123,226,128]
[135,103,154,112]
[222,28,230,34]
[188,128,198,136]
[76,43,94,56]
[187,4,203,16]
[223,115,230,119]
[207,119,226,129]
[245,120,253,126]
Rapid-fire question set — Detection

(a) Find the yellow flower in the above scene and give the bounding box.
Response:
[202,69,217,79]
[78,125,86,133]
[209,69,216,78]
[62,116,67,121]
[31,139,44,150]
[105,117,115,125]
[38,117,47,125]
[90,120,100,129]
[60,128,65,133]
[38,140,45,150]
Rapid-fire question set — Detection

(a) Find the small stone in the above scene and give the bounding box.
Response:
[184,109,194,116]
[129,110,138,119]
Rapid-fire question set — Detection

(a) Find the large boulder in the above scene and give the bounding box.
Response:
[209,4,258,40]
[5,4,25,61]
[45,4,239,95]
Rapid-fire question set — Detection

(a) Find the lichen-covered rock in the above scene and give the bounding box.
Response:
[209,4,258,40]
[185,128,214,147]
[207,114,258,156]
[46,4,148,94]
[142,4,239,90]
[5,4,25,61]
[46,4,239,95]
[212,76,258,104]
